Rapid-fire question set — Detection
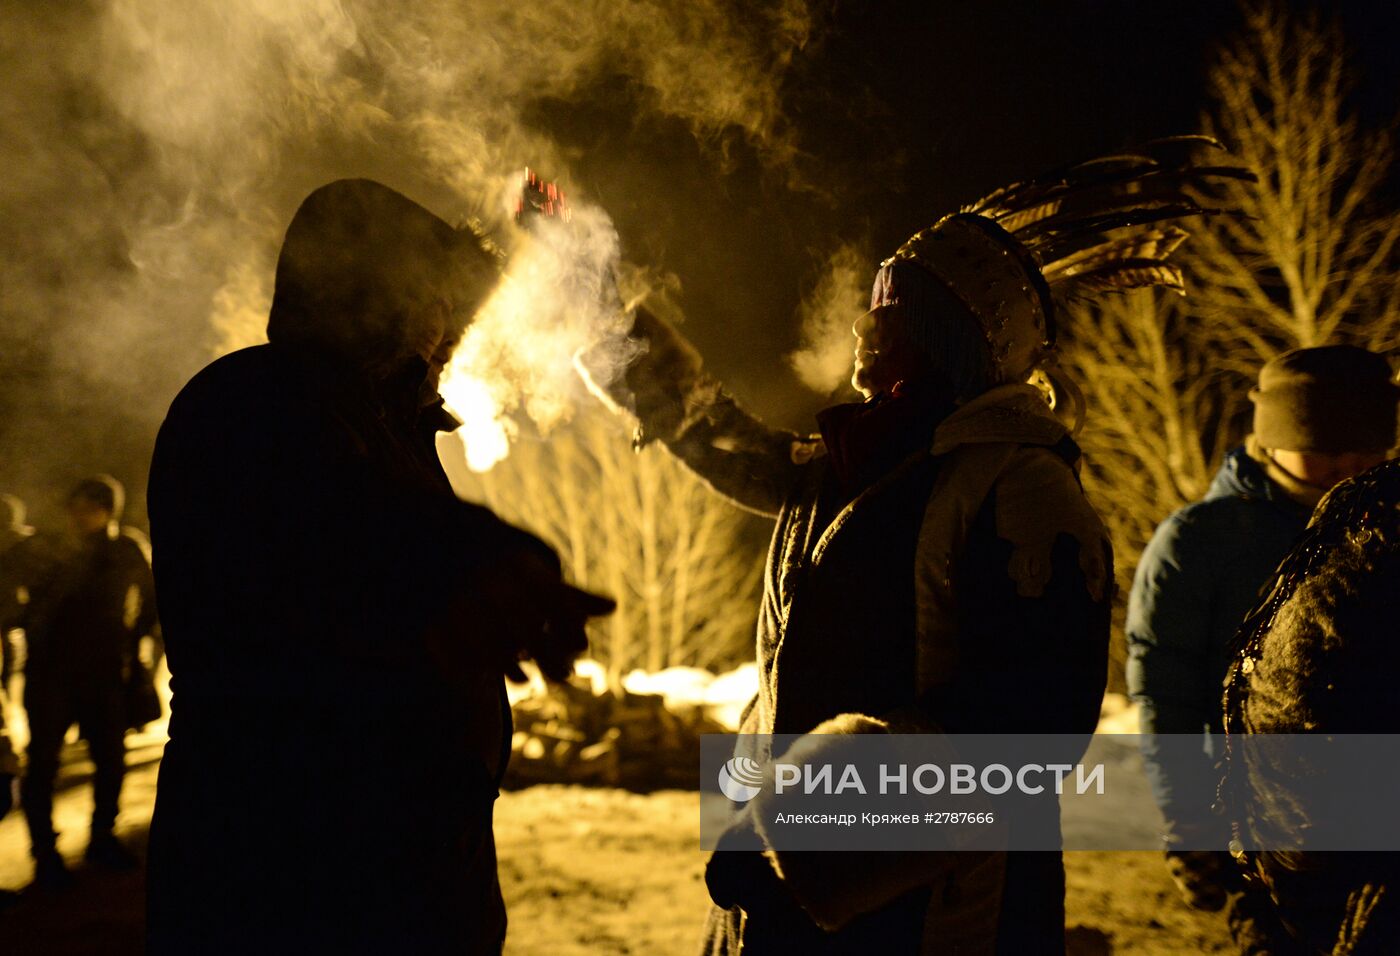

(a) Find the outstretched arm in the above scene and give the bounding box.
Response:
[578,308,817,517]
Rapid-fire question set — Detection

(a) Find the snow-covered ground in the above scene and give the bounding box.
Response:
[510,664,1142,736]
[505,658,760,732]
[3,667,1229,955]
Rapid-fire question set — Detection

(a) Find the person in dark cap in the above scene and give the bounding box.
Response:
[1127,345,1397,943]
[145,179,613,954]
[13,474,158,888]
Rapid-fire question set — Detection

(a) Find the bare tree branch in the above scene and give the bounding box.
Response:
[1058,2,1400,686]
[448,407,764,683]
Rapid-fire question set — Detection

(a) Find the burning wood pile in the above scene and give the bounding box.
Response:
[505,662,756,790]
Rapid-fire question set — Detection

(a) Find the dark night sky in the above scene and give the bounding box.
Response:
[580,0,1397,428]
[1,0,1395,527]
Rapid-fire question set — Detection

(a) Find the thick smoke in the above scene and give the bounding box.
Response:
[439,205,642,472]
[787,243,870,395]
[0,0,818,511]
[92,0,817,361]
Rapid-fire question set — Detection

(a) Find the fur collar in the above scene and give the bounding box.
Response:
[930,384,1067,456]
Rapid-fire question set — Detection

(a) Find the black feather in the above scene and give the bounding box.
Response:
[1028,204,1242,266]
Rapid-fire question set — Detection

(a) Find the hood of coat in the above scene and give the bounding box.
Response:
[817,383,1068,494]
[1205,443,1313,516]
[266,179,499,383]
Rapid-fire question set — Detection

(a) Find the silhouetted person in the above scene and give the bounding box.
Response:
[583,138,1249,954]
[19,475,156,888]
[0,493,30,910]
[145,179,612,954]
[0,493,33,691]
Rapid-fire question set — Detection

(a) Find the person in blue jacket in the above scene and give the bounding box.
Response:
[1127,346,1397,932]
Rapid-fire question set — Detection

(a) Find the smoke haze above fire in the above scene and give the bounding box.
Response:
[9,0,1378,519]
[0,0,825,506]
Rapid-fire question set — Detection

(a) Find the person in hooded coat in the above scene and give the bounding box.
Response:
[145,179,612,955]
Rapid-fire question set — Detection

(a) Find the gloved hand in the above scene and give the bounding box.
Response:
[502,551,615,683]
[706,818,827,946]
[705,814,793,915]
[430,547,615,683]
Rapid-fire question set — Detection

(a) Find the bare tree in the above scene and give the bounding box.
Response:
[440,407,764,683]
[1187,2,1400,368]
[1066,292,1242,581]
[1060,3,1399,680]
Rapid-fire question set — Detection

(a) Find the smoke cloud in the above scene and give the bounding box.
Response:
[439,204,642,471]
[0,0,819,512]
[787,243,870,395]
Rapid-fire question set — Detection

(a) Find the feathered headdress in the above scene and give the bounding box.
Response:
[878,135,1256,396]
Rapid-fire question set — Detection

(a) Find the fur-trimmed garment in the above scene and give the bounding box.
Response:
[591,316,1112,955]
[1229,460,1400,954]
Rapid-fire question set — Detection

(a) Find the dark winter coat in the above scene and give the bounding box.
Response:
[604,326,1112,955]
[1227,459,1400,953]
[145,343,546,955]
[0,664,13,784]
[1126,444,1311,838]
[15,528,156,689]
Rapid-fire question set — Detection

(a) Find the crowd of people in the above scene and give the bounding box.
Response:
[0,476,161,899]
[0,143,1394,954]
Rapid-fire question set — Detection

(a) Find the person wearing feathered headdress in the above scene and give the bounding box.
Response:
[581,137,1253,954]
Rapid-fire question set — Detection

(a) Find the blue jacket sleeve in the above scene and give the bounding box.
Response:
[1126,508,1227,838]
[1126,508,1219,725]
